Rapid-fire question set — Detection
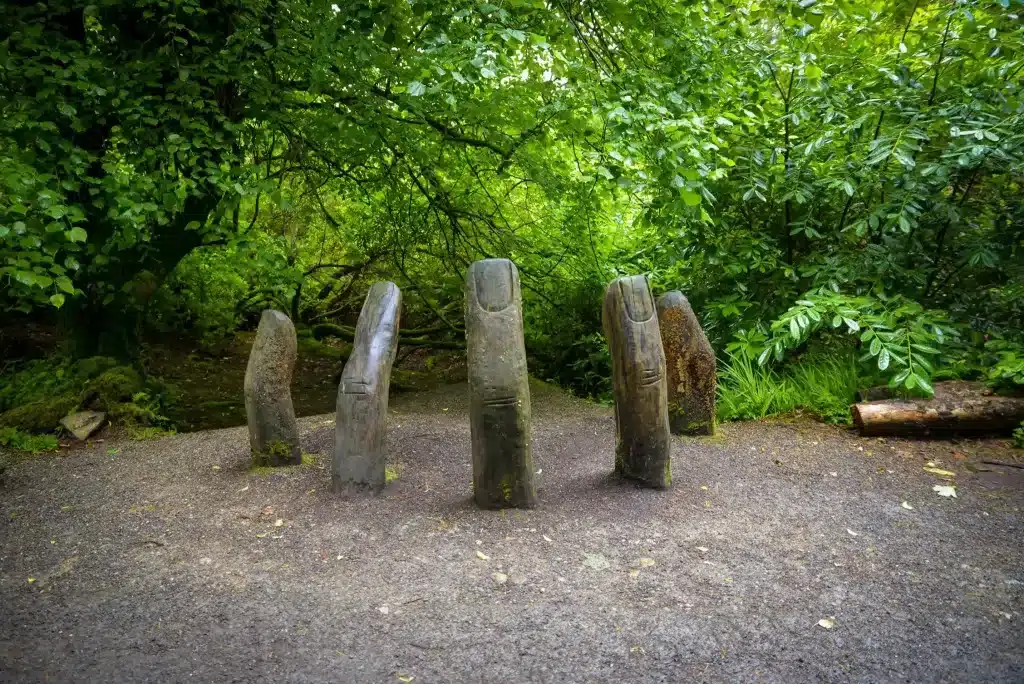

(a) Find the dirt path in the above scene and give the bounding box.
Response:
[2,382,1022,683]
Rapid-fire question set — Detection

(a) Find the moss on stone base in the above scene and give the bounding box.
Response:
[0,394,79,433]
[251,439,300,468]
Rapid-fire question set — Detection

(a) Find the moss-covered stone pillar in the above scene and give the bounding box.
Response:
[602,275,672,488]
[656,291,717,435]
[466,259,537,509]
[333,282,402,493]
[244,310,301,466]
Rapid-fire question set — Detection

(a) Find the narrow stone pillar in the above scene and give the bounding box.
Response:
[333,282,402,492]
[244,310,301,466]
[466,259,537,509]
[602,275,672,488]
[656,291,717,435]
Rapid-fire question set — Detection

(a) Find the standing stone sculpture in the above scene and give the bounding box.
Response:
[244,310,301,466]
[656,291,717,435]
[333,282,402,493]
[466,259,537,509]
[602,275,672,488]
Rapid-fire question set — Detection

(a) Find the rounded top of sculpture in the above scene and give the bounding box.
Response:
[259,309,295,333]
[368,281,400,300]
[469,259,519,313]
[610,275,656,323]
[656,290,689,311]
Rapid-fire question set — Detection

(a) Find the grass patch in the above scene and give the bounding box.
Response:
[127,425,177,441]
[717,352,863,424]
[0,427,59,454]
[385,463,402,483]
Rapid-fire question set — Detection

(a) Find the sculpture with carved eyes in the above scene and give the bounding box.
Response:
[333,282,402,493]
[465,259,537,509]
[602,275,672,488]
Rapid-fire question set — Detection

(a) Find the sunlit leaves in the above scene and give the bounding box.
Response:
[756,290,955,395]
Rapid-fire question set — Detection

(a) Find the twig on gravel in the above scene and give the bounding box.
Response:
[140,539,166,547]
[980,460,1024,470]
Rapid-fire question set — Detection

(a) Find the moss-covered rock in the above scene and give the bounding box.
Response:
[80,367,143,410]
[0,394,79,433]
[298,336,352,361]
[108,400,159,425]
[391,369,439,392]
[72,356,120,381]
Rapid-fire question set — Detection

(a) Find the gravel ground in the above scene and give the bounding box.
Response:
[1,381,1022,683]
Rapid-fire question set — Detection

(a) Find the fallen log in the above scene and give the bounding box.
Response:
[851,381,1024,436]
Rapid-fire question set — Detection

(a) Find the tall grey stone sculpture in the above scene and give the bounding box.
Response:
[466,259,537,509]
[244,310,301,466]
[602,275,672,488]
[656,291,717,435]
[333,282,402,493]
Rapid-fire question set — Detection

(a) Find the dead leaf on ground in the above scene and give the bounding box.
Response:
[847,528,860,537]
[491,572,508,585]
[901,501,914,510]
[924,466,956,477]
[817,617,835,630]
[262,506,273,516]
[397,675,415,683]
[639,558,655,567]
[476,550,490,561]
[274,519,284,527]
[933,484,957,498]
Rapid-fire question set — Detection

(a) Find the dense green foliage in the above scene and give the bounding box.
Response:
[0,355,171,433]
[2,0,1023,425]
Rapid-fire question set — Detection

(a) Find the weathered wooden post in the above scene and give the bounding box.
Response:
[603,275,672,488]
[333,282,402,492]
[656,290,717,435]
[466,259,537,509]
[244,310,301,466]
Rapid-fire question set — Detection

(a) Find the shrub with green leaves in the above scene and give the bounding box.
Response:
[751,292,955,396]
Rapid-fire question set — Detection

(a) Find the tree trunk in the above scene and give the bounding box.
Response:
[291,282,302,323]
[58,294,142,361]
[851,382,1024,436]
